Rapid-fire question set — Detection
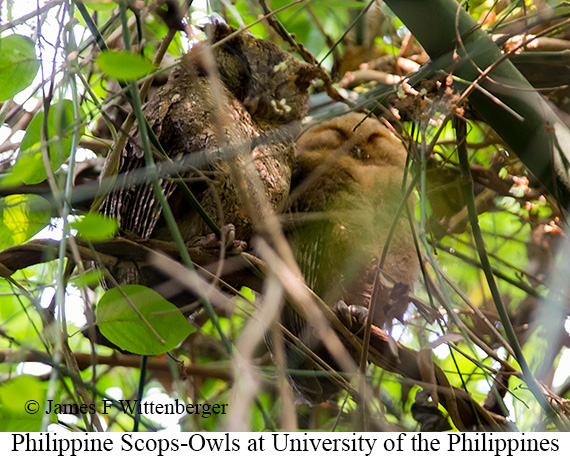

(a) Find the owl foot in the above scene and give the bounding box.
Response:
[332,300,368,334]
[190,224,247,254]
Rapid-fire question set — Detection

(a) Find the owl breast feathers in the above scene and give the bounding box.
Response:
[289,112,419,328]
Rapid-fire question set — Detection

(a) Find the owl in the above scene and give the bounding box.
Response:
[281,112,419,402]
[98,21,322,306]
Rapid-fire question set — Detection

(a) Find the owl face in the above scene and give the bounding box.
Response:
[292,112,409,211]
[296,112,407,168]
[204,20,320,123]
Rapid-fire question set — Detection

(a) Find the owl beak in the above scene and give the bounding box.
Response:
[244,95,260,116]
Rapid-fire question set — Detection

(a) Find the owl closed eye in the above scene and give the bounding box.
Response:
[296,112,407,167]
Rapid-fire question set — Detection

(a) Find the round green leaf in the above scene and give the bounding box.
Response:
[97,51,155,80]
[71,212,118,241]
[96,285,195,355]
[0,35,40,102]
[0,194,51,249]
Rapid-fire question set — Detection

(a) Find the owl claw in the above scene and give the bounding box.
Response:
[220,223,235,247]
[243,95,260,116]
[333,300,352,327]
[190,224,247,254]
[332,300,368,334]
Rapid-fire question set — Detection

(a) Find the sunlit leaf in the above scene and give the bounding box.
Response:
[0,195,51,249]
[97,51,155,80]
[2,99,78,186]
[71,212,118,241]
[70,269,104,288]
[0,376,45,432]
[83,0,117,11]
[0,35,40,102]
[96,285,195,355]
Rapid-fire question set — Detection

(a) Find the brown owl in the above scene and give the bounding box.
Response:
[281,112,419,402]
[98,21,323,306]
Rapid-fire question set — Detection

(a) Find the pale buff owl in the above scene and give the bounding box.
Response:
[281,112,419,403]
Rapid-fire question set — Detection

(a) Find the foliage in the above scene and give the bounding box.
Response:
[0,0,569,433]
[0,34,40,102]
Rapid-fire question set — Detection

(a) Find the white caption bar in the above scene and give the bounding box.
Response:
[4,432,564,456]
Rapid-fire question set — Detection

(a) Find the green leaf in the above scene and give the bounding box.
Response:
[2,99,77,186]
[0,35,40,102]
[0,194,51,249]
[0,376,46,432]
[240,286,255,302]
[70,269,104,288]
[97,51,155,80]
[71,212,118,241]
[83,0,117,10]
[96,285,195,355]
[0,150,44,187]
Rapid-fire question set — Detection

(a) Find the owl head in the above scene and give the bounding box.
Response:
[291,112,410,214]
[296,112,407,168]
[192,20,323,123]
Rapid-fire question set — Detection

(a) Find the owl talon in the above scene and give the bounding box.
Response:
[332,301,368,334]
[333,300,352,327]
[190,224,247,254]
[243,95,260,116]
[220,223,235,247]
